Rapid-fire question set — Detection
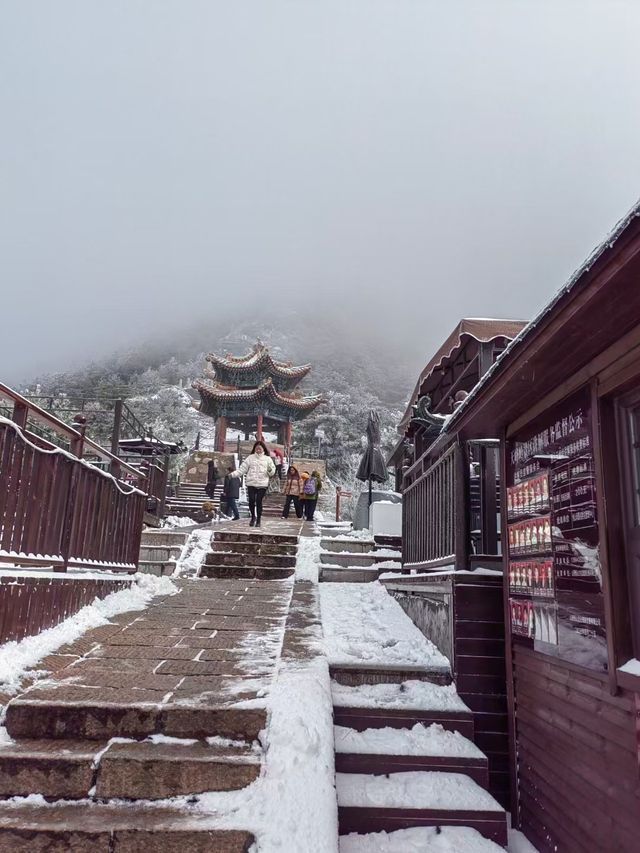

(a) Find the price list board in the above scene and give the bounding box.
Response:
[506,386,607,671]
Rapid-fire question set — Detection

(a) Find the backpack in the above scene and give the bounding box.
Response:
[303,477,317,496]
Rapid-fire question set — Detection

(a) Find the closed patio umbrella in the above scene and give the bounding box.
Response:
[356,410,388,511]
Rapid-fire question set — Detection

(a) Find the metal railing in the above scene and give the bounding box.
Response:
[402,444,457,567]
[0,383,147,572]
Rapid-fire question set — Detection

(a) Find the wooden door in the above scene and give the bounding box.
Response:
[616,389,640,654]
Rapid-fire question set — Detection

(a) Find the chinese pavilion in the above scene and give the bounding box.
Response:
[192,342,324,452]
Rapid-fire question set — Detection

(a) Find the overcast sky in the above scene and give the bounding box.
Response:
[3,1,640,382]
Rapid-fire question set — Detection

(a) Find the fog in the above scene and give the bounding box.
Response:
[2,1,640,383]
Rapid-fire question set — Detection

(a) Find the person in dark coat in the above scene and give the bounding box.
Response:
[222,466,241,520]
[205,459,219,498]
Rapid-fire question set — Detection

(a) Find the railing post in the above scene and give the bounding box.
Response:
[111,398,123,458]
[70,415,87,459]
[159,452,170,518]
[336,486,342,522]
[12,401,28,429]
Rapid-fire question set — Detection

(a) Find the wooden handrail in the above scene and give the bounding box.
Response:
[0,382,144,480]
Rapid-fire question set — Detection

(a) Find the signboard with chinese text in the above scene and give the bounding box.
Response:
[506,386,607,671]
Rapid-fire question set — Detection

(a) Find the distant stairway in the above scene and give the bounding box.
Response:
[165,481,223,519]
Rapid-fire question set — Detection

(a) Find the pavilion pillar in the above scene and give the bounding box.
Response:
[285,422,292,457]
[256,414,263,441]
[216,416,228,452]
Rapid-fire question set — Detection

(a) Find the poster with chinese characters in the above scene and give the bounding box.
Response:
[506,385,607,671]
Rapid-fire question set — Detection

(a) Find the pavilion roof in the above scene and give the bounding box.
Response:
[398,318,526,432]
[193,377,325,413]
[205,343,311,381]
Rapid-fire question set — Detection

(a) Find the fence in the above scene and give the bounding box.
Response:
[0,574,130,644]
[0,383,148,572]
[402,443,458,568]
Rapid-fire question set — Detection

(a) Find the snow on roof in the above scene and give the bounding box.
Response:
[445,196,640,432]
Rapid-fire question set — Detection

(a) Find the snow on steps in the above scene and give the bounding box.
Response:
[339,825,506,852]
[0,801,254,851]
[336,771,506,845]
[332,681,474,738]
[334,723,488,787]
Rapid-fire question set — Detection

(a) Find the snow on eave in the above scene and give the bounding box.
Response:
[445,196,640,433]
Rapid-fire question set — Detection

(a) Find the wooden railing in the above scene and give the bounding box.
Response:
[0,383,148,572]
[0,574,130,643]
[402,443,458,568]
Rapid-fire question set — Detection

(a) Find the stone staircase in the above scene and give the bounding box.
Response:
[137,528,192,576]
[0,578,292,851]
[165,481,223,518]
[319,534,405,583]
[332,667,507,847]
[200,529,298,580]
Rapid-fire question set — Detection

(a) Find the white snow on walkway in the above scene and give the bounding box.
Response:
[319,581,449,671]
[295,534,322,582]
[336,770,503,811]
[0,573,176,696]
[340,826,505,853]
[173,528,211,577]
[331,680,469,712]
[334,722,483,758]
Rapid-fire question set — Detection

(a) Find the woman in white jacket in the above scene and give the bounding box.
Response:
[232,440,276,527]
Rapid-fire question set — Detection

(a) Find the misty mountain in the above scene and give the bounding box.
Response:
[27,312,418,488]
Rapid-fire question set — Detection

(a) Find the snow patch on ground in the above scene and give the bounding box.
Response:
[619,657,640,676]
[320,582,449,671]
[173,528,211,577]
[508,827,540,852]
[334,723,483,758]
[332,680,469,712]
[340,826,505,852]
[295,535,322,582]
[163,515,196,528]
[0,574,176,696]
[336,770,503,811]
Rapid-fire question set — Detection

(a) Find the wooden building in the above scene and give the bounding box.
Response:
[432,202,640,851]
[390,318,525,572]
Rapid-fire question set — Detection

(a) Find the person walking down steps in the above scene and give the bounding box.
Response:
[222,465,241,520]
[300,469,322,521]
[231,441,275,528]
[281,465,303,519]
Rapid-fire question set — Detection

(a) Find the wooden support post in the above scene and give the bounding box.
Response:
[216,417,228,452]
[480,445,498,554]
[336,486,342,522]
[111,399,123,457]
[257,414,263,441]
[285,421,292,457]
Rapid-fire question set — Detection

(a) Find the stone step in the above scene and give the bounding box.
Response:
[374,534,402,549]
[333,724,489,788]
[336,771,506,845]
[215,531,299,546]
[204,552,296,569]
[331,681,474,739]
[140,546,183,562]
[141,531,190,547]
[4,697,266,743]
[210,540,297,557]
[199,565,295,581]
[321,538,375,554]
[95,739,260,800]
[330,663,452,687]
[0,738,260,801]
[0,801,254,851]
[320,568,379,583]
[136,560,176,577]
[320,552,396,568]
